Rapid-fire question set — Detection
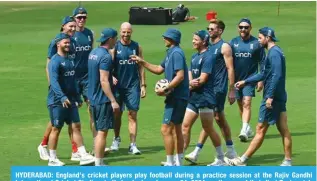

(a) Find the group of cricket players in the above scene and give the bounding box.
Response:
[37,6,293,167]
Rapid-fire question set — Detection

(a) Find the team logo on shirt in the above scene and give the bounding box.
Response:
[88,36,91,42]
[117,50,121,54]
[198,58,202,64]
[192,68,199,74]
[61,62,66,66]
[234,44,239,47]
[250,44,254,50]
[214,48,218,54]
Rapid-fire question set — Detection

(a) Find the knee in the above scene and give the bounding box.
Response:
[128,111,137,121]
[255,124,266,137]
[182,123,191,134]
[72,123,81,132]
[161,125,171,136]
[242,100,251,110]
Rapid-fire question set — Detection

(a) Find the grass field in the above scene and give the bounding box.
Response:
[0,1,316,180]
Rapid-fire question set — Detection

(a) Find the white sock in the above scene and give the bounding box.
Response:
[240,154,249,163]
[242,122,249,132]
[193,147,201,155]
[166,155,174,165]
[215,146,224,160]
[78,146,87,155]
[130,142,136,147]
[226,144,235,153]
[95,157,103,166]
[49,149,57,160]
[175,153,184,166]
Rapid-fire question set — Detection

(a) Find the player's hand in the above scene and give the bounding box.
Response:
[266,98,273,109]
[190,79,200,88]
[256,81,264,92]
[62,99,71,108]
[111,101,120,113]
[235,80,246,90]
[141,86,146,98]
[130,55,144,64]
[155,87,166,96]
[112,76,118,85]
[228,89,236,105]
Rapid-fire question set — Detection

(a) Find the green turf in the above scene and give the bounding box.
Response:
[0,1,316,180]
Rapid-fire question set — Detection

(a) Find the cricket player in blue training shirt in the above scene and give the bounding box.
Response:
[88,28,119,166]
[185,19,238,165]
[226,27,292,166]
[107,22,146,154]
[230,18,266,142]
[72,6,96,150]
[47,33,94,166]
[180,30,227,166]
[130,28,189,166]
[38,16,79,161]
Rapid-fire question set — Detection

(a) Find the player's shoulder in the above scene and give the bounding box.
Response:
[229,36,240,43]
[50,54,62,63]
[84,27,94,35]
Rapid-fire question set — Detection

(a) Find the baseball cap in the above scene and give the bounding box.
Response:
[60,16,75,32]
[194,30,210,45]
[162,28,181,44]
[97,28,118,43]
[73,7,87,17]
[259,27,279,42]
[54,33,70,44]
[238,18,252,26]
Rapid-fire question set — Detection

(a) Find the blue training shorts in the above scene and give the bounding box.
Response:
[116,84,140,112]
[77,78,88,102]
[235,84,256,100]
[48,105,80,128]
[90,103,114,131]
[214,92,227,113]
[258,100,287,125]
[162,98,187,125]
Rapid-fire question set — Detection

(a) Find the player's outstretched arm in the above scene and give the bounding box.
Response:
[130,55,164,75]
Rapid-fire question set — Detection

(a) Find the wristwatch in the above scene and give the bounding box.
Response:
[141,84,147,88]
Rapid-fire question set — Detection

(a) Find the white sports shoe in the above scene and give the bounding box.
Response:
[70,151,81,161]
[184,151,198,164]
[104,147,111,154]
[110,137,121,151]
[247,128,254,138]
[239,129,249,142]
[207,158,228,166]
[225,151,238,159]
[224,157,247,166]
[128,145,141,155]
[79,153,95,166]
[48,158,65,166]
[280,160,292,166]
[38,144,49,161]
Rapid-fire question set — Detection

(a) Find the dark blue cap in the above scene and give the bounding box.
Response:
[162,28,181,44]
[194,30,210,45]
[60,16,75,31]
[73,7,87,17]
[54,33,70,43]
[238,18,252,26]
[259,27,279,42]
[97,28,118,43]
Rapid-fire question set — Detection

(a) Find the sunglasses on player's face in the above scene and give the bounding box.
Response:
[206,27,214,31]
[239,26,249,30]
[76,16,87,20]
